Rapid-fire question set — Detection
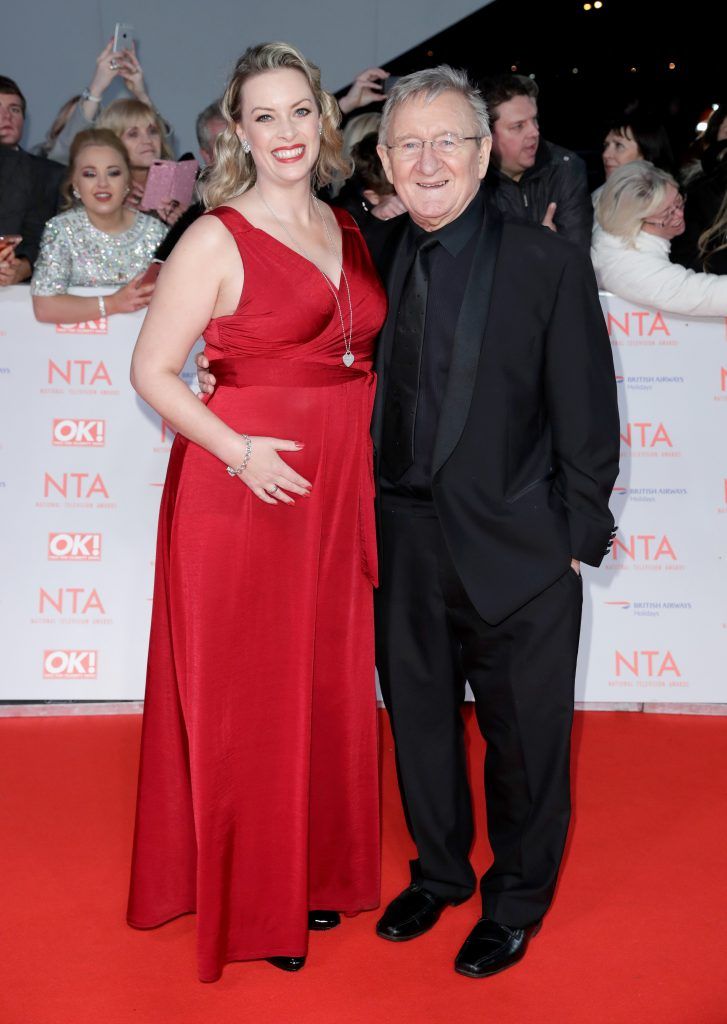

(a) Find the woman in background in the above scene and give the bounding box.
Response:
[592,160,727,316]
[99,97,186,225]
[31,128,163,323]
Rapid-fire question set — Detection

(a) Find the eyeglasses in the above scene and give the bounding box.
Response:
[385,134,482,158]
[643,194,685,229]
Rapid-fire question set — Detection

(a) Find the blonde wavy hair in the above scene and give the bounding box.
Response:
[200,41,350,209]
[98,98,173,162]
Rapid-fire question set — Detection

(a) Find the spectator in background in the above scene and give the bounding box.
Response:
[672,121,727,273]
[479,74,592,250]
[34,95,82,159]
[332,132,404,225]
[672,151,727,275]
[601,111,675,180]
[31,128,164,323]
[593,109,675,206]
[153,99,226,259]
[592,160,727,316]
[330,111,382,196]
[0,75,64,285]
[44,40,168,166]
[693,190,727,275]
[195,99,225,166]
[680,104,727,185]
[98,98,186,226]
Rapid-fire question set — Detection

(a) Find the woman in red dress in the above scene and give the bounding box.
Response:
[128,42,387,982]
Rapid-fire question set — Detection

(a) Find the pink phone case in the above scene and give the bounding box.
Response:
[140,160,198,212]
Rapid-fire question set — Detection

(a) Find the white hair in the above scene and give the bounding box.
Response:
[378,66,491,145]
[595,160,679,244]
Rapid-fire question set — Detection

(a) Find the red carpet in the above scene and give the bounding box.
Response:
[1,708,725,1024]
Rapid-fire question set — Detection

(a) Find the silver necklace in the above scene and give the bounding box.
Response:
[256,190,355,366]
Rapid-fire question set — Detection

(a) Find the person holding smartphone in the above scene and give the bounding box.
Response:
[31,128,165,323]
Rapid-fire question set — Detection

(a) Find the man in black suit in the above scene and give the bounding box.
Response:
[0,76,64,285]
[367,67,619,978]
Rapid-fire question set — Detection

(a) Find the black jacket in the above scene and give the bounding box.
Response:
[364,204,619,624]
[0,146,64,268]
[482,139,593,253]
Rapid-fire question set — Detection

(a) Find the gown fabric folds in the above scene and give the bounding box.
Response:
[127,205,387,982]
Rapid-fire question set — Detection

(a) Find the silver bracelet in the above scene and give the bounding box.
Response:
[97,295,106,319]
[81,88,103,104]
[226,434,253,477]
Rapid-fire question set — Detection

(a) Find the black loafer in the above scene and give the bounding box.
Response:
[454,918,541,978]
[266,956,306,972]
[308,910,341,931]
[376,883,465,942]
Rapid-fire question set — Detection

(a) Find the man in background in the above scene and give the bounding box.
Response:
[0,76,63,285]
[480,73,592,250]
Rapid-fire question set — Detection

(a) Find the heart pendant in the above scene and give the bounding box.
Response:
[342,352,355,367]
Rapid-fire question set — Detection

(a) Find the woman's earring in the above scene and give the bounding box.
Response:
[72,187,81,200]
[318,125,323,136]
[241,139,251,154]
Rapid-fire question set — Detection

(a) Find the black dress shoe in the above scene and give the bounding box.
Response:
[454,918,541,978]
[308,910,340,931]
[266,956,306,972]
[376,883,465,942]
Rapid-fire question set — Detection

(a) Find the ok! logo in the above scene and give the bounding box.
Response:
[52,418,106,447]
[43,650,98,679]
[55,317,108,335]
[48,533,102,561]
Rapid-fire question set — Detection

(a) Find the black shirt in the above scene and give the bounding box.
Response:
[382,190,484,500]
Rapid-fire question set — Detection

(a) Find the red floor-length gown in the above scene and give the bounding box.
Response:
[127,205,387,982]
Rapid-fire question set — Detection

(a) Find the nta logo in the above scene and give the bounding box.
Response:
[47,359,112,386]
[620,422,672,448]
[48,533,102,560]
[44,472,109,498]
[52,419,106,447]
[607,310,670,337]
[38,588,105,614]
[611,534,677,561]
[615,650,681,678]
[43,650,98,679]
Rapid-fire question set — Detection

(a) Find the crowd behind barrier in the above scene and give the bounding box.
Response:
[1,47,726,707]
[0,285,724,703]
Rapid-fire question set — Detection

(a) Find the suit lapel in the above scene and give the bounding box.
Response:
[431,205,503,477]
[371,217,412,453]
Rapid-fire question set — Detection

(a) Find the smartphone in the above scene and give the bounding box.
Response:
[0,234,22,250]
[140,159,198,212]
[138,259,164,287]
[383,75,401,95]
[113,22,134,52]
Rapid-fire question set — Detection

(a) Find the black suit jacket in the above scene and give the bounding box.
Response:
[364,204,619,625]
[0,146,64,268]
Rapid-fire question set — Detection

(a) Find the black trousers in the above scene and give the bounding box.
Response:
[375,501,583,928]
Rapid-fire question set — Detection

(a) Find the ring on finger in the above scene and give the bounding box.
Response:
[267,484,279,494]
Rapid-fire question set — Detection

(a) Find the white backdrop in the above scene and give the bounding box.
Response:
[0,287,725,701]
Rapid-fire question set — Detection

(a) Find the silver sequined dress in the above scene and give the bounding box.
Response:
[30,207,167,295]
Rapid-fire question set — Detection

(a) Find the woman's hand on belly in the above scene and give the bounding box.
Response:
[229,435,312,505]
